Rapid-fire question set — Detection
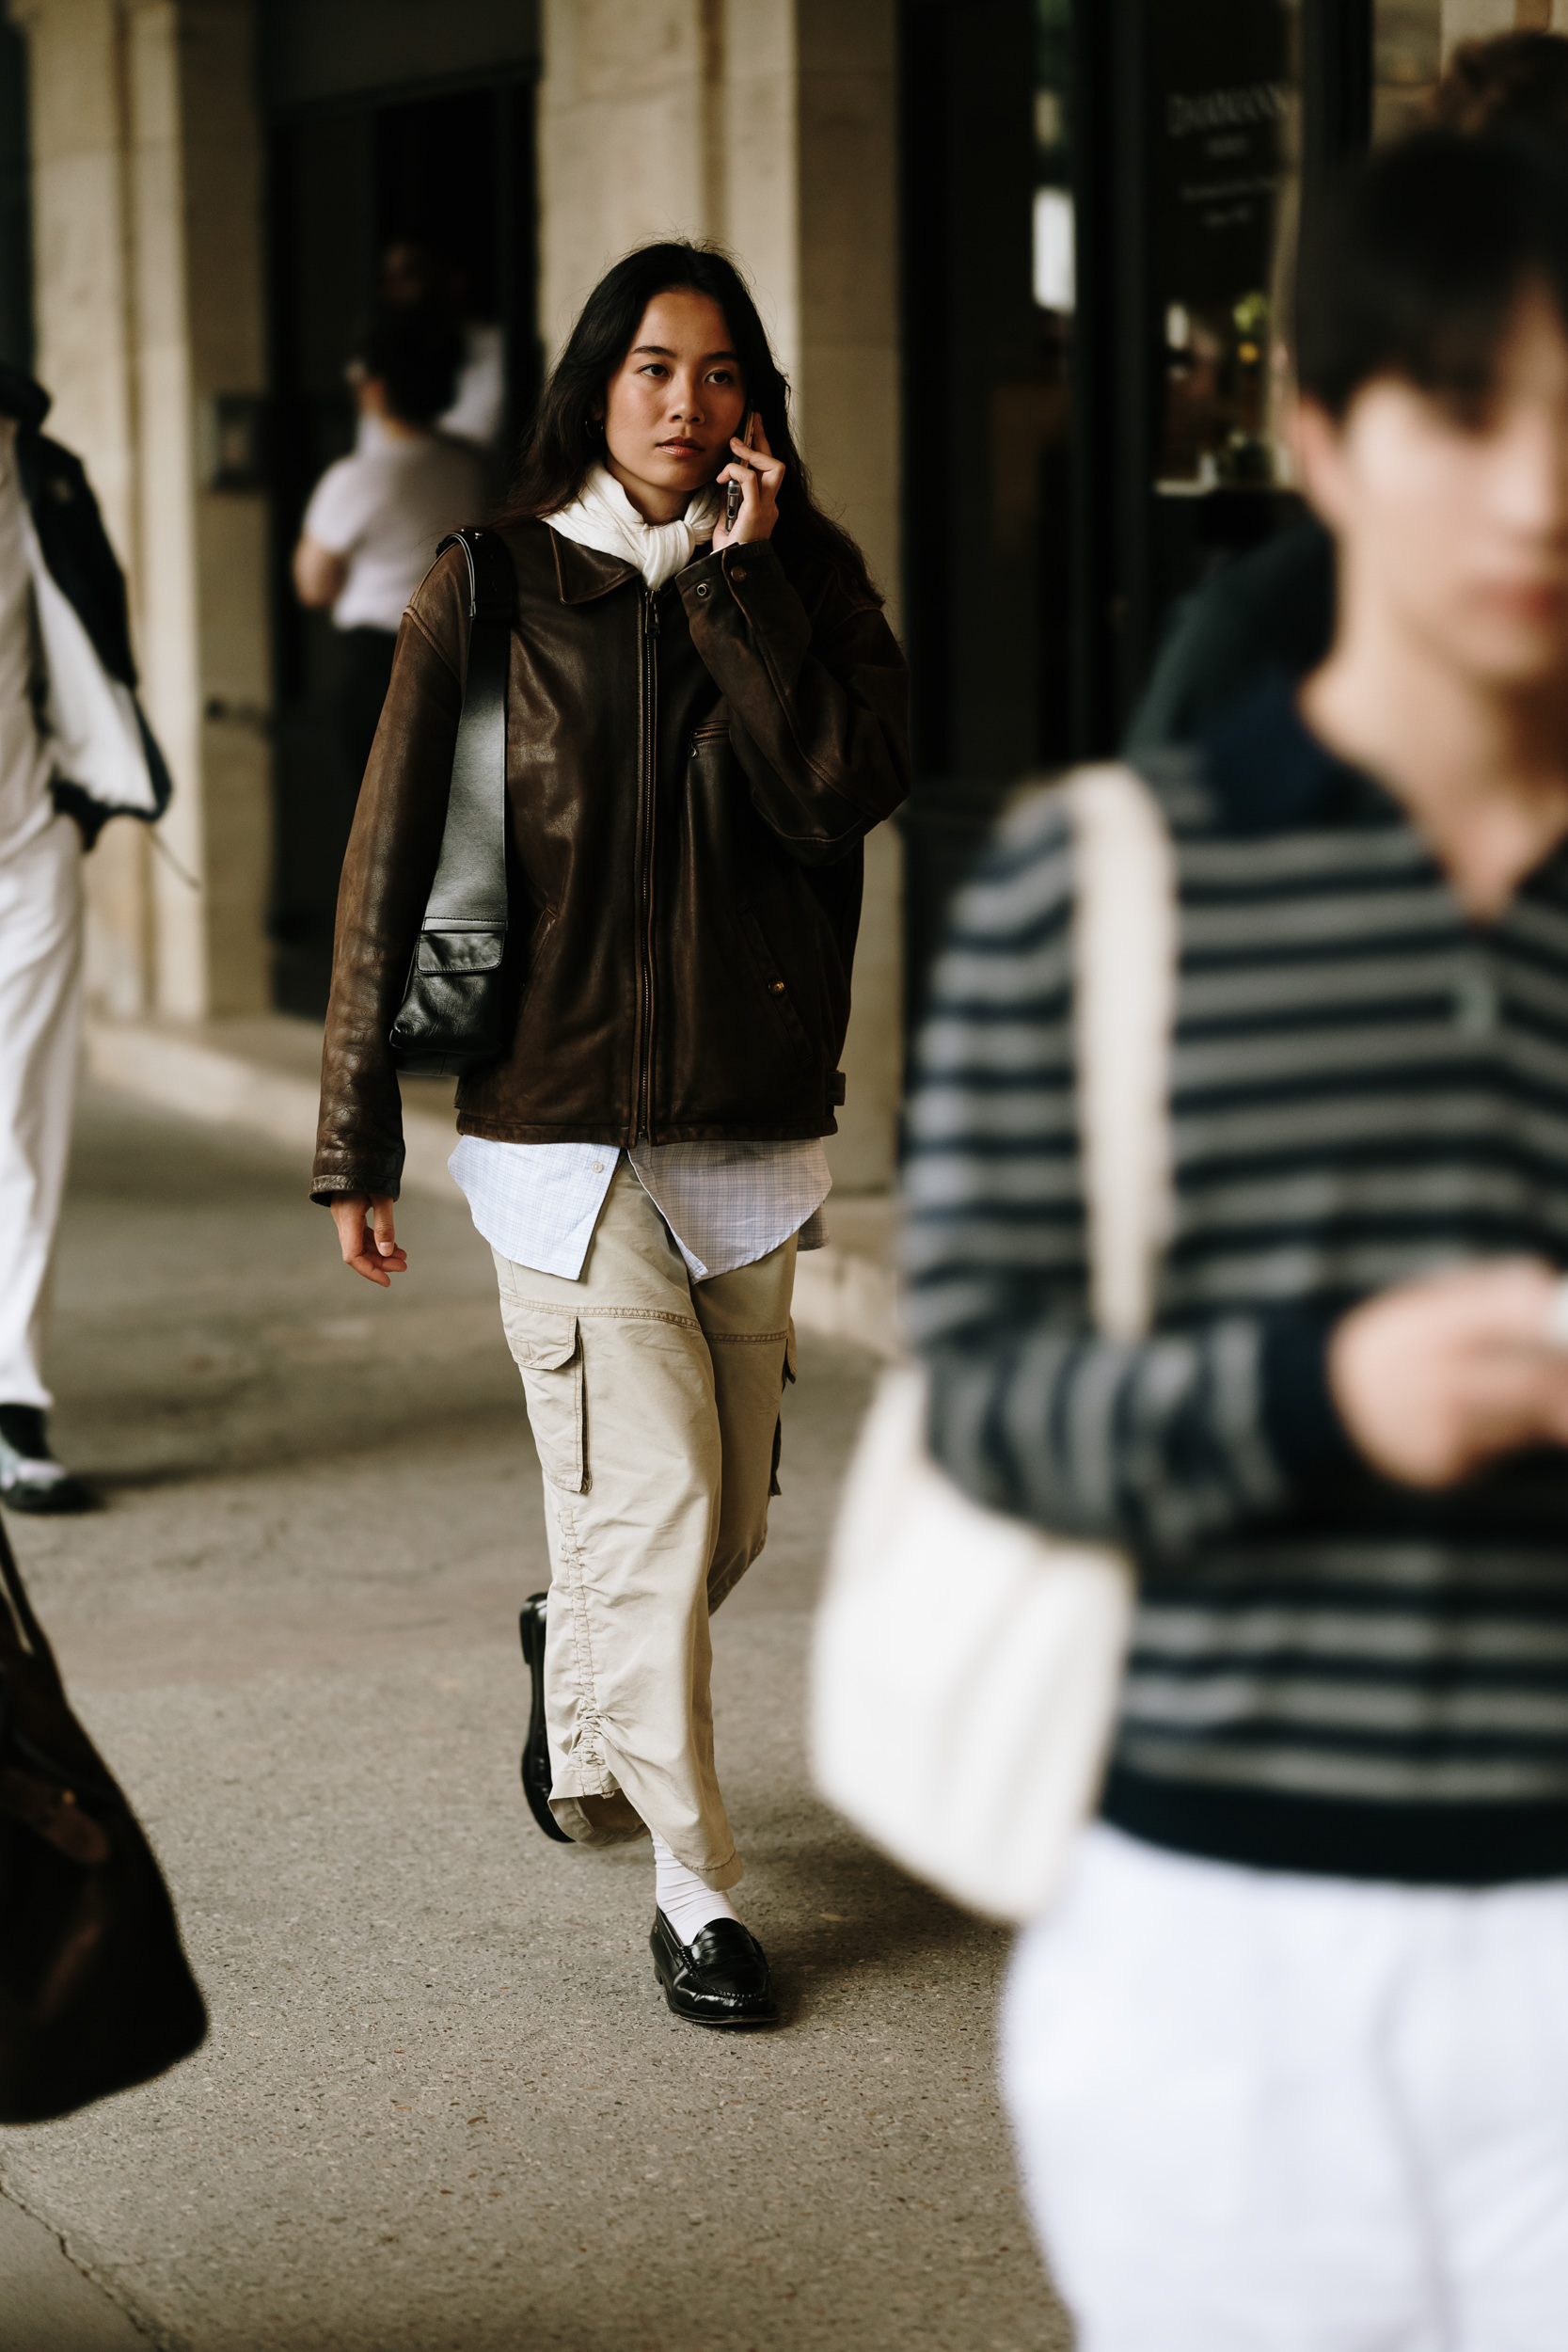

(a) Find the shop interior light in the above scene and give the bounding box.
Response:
[1032,186,1075,314]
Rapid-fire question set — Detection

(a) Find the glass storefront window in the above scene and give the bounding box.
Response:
[1033,0,1073,314]
[904,0,1456,814]
[1147,0,1445,511]
[1148,1,1299,498]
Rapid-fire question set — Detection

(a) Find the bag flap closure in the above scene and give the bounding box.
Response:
[415,926,506,975]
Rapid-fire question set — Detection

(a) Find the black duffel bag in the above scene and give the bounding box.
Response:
[388,524,515,1077]
[0,1512,207,2123]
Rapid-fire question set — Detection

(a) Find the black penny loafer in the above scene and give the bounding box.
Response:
[0,1465,95,1516]
[0,1407,95,1516]
[650,1907,779,2027]
[518,1592,574,1844]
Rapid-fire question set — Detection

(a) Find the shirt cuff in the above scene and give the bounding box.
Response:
[1259,1307,1358,1484]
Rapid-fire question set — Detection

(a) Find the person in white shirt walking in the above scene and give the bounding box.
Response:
[293,306,484,796]
[0,366,169,1516]
[312,244,909,2026]
[379,238,505,453]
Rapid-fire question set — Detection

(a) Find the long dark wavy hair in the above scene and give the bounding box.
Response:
[497,241,882,606]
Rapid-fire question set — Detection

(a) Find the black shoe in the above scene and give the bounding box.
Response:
[518,1592,574,1844]
[650,1908,779,2027]
[0,1406,94,1517]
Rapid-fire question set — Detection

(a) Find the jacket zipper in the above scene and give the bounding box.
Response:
[636,587,660,1142]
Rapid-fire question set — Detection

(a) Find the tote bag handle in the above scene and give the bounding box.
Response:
[809,763,1177,1924]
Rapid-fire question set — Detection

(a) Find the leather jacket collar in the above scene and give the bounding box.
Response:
[547,529,638,605]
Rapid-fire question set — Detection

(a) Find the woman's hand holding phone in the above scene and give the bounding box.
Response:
[713,416,784,551]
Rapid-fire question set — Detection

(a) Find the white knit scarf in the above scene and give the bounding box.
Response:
[544,462,721,593]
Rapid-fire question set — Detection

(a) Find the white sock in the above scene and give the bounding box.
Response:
[652,1833,739,1945]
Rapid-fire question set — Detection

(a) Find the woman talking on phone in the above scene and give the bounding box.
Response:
[310,243,909,2026]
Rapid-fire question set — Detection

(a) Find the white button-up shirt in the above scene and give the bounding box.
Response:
[450,1136,830,1282]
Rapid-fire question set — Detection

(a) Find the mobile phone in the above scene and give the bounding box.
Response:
[725,410,755,535]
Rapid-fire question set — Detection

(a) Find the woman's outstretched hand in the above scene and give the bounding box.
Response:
[713,418,784,551]
[330,1192,408,1287]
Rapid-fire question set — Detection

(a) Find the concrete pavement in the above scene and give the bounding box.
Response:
[0,1084,1069,2351]
[0,2189,147,2349]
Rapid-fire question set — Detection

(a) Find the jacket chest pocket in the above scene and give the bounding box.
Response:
[499,1306,586,1492]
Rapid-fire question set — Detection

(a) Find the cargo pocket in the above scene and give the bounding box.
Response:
[769,1321,799,1498]
[503,1308,586,1493]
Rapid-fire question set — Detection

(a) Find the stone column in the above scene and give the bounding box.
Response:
[130,0,270,1019]
[1442,0,1568,50]
[536,0,716,356]
[537,0,904,1190]
[791,2,901,1192]
[11,0,270,1021]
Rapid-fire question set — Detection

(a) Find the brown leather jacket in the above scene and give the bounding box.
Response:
[311,519,910,1201]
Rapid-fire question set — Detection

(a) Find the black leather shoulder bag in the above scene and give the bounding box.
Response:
[389,524,515,1077]
[0,1512,207,2122]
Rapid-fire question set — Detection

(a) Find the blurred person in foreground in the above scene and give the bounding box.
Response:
[0,368,168,1517]
[293,304,483,796]
[311,244,908,2025]
[906,133,1568,2348]
[1126,26,1568,754]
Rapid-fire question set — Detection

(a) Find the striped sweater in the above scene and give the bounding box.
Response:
[904,676,1568,1884]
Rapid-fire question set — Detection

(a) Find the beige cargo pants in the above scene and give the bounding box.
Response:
[494,1160,797,1888]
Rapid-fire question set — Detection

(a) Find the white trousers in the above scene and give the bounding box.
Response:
[1003,1823,1568,2352]
[0,815,82,1408]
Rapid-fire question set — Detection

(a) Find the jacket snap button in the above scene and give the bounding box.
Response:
[695,582,710,598]
[732,567,746,584]
[768,979,784,994]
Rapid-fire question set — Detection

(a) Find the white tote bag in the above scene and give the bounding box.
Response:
[810,763,1177,1925]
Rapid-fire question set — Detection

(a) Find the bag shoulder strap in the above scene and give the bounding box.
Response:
[0,1511,62,1690]
[421,525,514,932]
[1064,762,1177,1344]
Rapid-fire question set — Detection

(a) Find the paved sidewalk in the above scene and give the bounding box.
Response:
[0,1085,1068,2352]
[0,2189,147,2348]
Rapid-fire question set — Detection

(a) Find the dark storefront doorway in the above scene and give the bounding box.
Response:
[264,23,538,1018]
[898,0,1374,1005]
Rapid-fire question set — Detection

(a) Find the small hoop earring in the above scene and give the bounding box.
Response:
[585,414,604,437]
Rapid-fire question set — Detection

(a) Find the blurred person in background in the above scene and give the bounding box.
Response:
[906,134,1568,2348]
[0,366,168,1516]
[1127,26,1568,754]
[380,238,504,453]
[311,243,908,2028]
[293,304,483,799]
